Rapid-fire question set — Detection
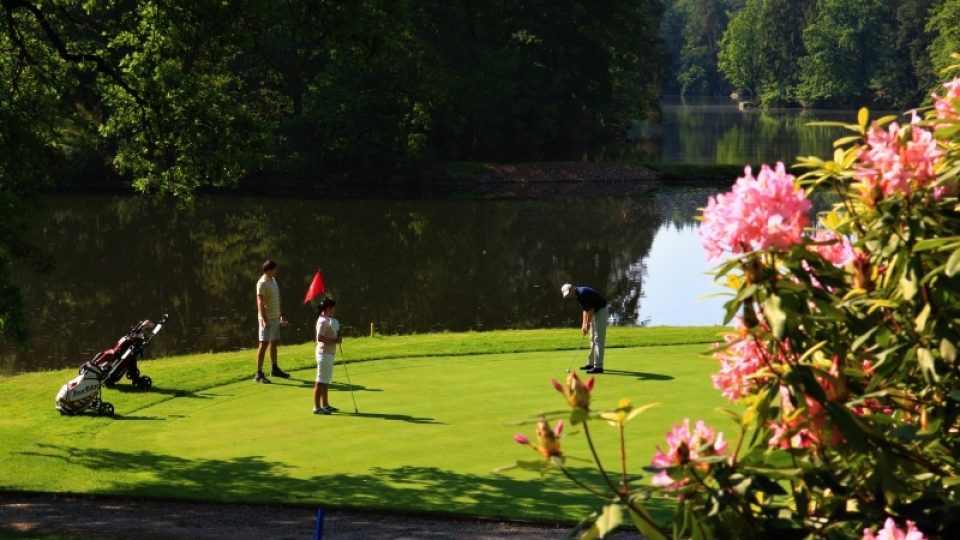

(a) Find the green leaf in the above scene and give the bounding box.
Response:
[900,267,918,301]
[914,304,931,333]
[764,294,787,339]
[851,326,879,352]
[628,502,669,540]
[570,408,590,425]
[947,246,960,277]
[582,503,623,540]
[917,347,939,383]
[740,466,803,479]
[943,476,960,488]
[625,402,661,424]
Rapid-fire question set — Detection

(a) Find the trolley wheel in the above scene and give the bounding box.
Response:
[99,402,115,417]
[58,408,70,416]
[134,376,152,389]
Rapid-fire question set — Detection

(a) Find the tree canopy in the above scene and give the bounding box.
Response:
[669,0,954,109]
[0,0,667,346]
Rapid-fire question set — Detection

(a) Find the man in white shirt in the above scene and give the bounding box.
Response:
[255,259,289,383]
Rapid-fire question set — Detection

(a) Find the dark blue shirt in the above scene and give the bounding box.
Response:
[575,286,607,311]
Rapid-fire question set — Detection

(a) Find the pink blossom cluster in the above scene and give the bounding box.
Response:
[811,230,855,267]
[769,358,846,450]
[650,418,727,488]
[855,116,942,199]
[699,162,812,261]
[711,323,771,402]
[862,517,926,540]
[932,77,960,121]
[768,386,833,450]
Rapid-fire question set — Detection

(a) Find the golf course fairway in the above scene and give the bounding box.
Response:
[0,327,731,524]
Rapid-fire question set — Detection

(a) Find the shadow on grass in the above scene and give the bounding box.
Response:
[598,369,674,381]
[336,411,443,424]
[330,381,382,393]
[19,444,673,524]
[109,385,213,399]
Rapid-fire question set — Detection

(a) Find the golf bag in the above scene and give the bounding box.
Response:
[55,361,113,416]
[92,313,169,389]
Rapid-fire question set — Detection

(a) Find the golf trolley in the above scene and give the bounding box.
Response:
[55,361,114,416]
[95,313,169,389]
[54,314,169,417]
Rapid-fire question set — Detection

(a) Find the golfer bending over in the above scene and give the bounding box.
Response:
[562,283,608,374]
[313,298,342,415]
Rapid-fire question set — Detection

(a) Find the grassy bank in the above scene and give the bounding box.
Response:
[0,326,730,524]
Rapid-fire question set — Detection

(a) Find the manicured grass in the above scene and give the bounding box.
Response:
[0,327,732,524]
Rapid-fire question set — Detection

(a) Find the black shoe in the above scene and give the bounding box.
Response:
[579,364,593,370]
[585,367,604,374]
[254,372,272,384]
[271,367,290,378]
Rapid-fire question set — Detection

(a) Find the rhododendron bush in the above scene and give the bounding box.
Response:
[505,71,960,539]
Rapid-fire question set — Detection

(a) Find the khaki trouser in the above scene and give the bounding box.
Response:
[588,306,609,368]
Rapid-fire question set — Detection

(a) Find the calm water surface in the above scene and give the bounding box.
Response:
[4,100,860,374]
[628,96,859,165]
[1,188,729,374]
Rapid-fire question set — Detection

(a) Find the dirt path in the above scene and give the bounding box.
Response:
[1,493,644,539]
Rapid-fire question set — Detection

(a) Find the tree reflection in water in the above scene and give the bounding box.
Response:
[2,188,723,374]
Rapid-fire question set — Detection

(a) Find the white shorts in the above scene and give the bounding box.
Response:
[259,319,281,342]
[316,352,335,384]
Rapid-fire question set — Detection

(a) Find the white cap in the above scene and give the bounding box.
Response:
[561,283,573,298]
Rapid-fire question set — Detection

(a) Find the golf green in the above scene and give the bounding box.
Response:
[0,328,732,523]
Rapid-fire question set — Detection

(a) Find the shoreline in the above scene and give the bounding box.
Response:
[48,162,742,199]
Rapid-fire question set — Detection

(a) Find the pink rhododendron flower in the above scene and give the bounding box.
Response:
[699,162,811,261]
[650,418,727,488]
[855,116,942,201]
[768,385,844,450]
[711,321,772,402]
[514,417,564,458]
[862,517,926,540]
[552,371,595,410]
[932,77,960,121]
[812,230,855,267]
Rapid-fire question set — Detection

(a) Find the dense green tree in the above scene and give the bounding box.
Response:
[0,0,667,346]
[664,0,740,96]
[717,0,813,105]
[717,0,762,99]
[796,0,900,108]
[928,0,960,82]
[895,0,937,105]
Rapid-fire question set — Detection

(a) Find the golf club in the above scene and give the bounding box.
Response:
[338,341,360,414]
[567,333,586,374]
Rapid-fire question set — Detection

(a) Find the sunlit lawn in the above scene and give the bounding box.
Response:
[0,327,733,524]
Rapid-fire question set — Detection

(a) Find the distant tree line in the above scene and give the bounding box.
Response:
[663,0,960,108]
[1,1,666,194]
[0,1,667,347]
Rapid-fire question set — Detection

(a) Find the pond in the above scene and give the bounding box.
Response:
[3,98,865,375]
[1,188,731,374]
[626,96,859,166]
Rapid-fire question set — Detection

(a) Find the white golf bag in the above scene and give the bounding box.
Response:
[55,362,114,416]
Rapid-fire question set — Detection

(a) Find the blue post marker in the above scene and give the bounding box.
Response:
[314,507,325,540]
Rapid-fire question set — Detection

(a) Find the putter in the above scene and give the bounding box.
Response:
[338,342,360,414]
[568,333,586,373]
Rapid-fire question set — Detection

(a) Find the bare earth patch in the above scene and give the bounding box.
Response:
[1,493,644,539]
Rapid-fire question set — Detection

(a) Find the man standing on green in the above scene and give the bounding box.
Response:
[255,259,290,383]
[562,283,608,374]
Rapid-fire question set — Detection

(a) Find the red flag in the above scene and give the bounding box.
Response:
[304,270,326,304]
